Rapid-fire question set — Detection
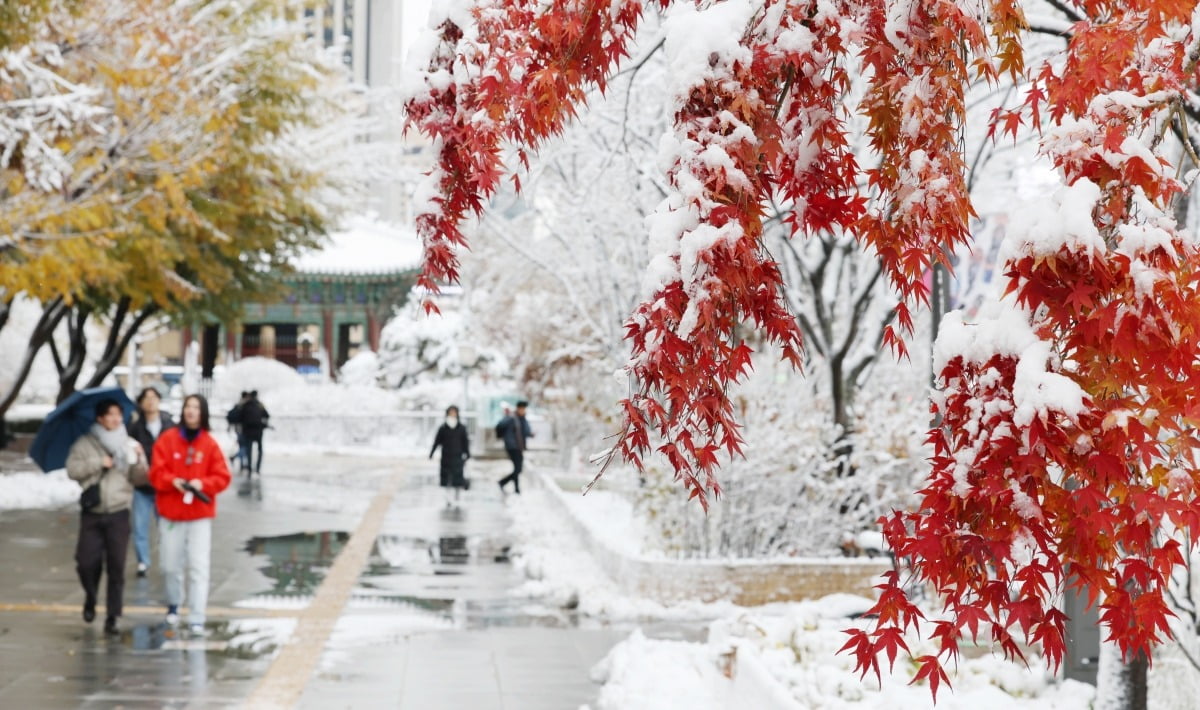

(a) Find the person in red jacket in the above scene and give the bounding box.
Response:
[149,394,231,636]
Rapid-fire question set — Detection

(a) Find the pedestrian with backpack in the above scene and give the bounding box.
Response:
[225,391,249,473]
[238,390,269,476]
[496,400,533,495]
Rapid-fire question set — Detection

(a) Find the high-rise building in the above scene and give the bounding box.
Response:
[304,1,431,224]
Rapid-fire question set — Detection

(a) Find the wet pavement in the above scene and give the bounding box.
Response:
[0,453,626,708]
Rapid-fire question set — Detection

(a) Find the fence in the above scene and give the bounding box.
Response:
[265,411,508,456]
[533,471,891,605]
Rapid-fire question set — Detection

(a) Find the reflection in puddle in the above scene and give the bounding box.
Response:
[437,536,469,564]
[245,531,350,595]
[124,620,279,659]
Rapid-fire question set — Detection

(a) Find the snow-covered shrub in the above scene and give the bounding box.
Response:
[266,383,401,416]
[339,350,381,387]
[633,353,928,558]
[377,300,501,389]
[215,356,305,403]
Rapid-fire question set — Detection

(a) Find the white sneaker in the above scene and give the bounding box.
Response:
[189,624,207,637]
[165,612,179,627]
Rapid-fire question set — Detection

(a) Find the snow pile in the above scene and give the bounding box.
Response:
[707,603,1093,709]
[0,469,80,510]
[339,351,381,387]
[267,383,402,416]
[590,597,1096,710]
[215,357,305,403]
[589,629,736,710]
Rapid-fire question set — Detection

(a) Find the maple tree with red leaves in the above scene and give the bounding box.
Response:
[404,0,1200,698]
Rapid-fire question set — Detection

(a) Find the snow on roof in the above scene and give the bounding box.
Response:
[295,215,423,275]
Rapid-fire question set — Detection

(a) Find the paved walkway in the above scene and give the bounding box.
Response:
[0,452,624,708]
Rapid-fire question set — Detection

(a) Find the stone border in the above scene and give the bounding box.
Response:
[533,472,891,605]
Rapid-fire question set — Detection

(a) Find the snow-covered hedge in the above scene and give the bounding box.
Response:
[632,354,927,558]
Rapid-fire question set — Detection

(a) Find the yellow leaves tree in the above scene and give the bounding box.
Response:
[0,0,367,410]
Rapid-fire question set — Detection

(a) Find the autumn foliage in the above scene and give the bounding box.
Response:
[404,0,1200,696]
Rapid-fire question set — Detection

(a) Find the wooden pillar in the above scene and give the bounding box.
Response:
[322,308,335,380]
[225,325,238,363]
[366,309,382,352]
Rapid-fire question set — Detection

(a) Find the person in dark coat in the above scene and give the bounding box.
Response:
[126,387,174,578]
[496,400,533,495]
[225,391,250,473]
[430,405,470,506]
[238,390,269,476]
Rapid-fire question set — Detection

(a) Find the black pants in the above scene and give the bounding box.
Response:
[76,509,131,619]
[498,448,524,493]
[245,432,264,473]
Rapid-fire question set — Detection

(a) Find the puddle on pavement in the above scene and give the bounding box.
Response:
[123,620,279,659]
[360,533,591,630]
[238,530,710,641]
[245,531,350,595]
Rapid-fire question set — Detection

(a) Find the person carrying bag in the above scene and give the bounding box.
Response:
[66,398,149,635]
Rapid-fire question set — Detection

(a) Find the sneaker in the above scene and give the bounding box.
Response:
[136,562,148,578]
[165,605,180,627]
[188,624,207,637]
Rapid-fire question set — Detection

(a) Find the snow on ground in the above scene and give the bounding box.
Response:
[0,469,79,510]
[506,487,740,621]
[554,487,649,558]
[706,603,1093,710]
[584,596,1096,710]
[587,630,735,710]
[512,479,1095,709]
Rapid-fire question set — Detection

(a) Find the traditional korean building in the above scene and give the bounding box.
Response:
[142,216,421,384]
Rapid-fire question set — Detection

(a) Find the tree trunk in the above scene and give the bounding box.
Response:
[0,296,11,335]
[1096,641,1148,710]
[53,304,92,404]
[83,301,158,390]
[929,262,951,382]
[0,298,68,433]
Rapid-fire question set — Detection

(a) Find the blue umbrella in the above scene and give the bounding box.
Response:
[29,387,136,473]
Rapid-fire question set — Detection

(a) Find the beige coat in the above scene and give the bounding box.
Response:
[65,433,148,514]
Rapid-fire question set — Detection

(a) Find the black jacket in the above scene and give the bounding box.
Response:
[431,423,470,488]
[127,411,174,493]
[240,399,269,437]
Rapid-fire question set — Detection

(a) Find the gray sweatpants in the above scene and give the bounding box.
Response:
[160,517,212,625]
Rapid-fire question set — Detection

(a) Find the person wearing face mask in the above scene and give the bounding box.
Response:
[149,394,231,636]
[66,398,149,635]
[430,405,470,507]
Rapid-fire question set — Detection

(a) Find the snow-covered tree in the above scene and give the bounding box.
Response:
[0,0,384,412]
[405,0,1200,699]
[378,299,499,389]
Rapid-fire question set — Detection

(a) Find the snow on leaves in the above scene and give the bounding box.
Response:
[405,0,1200,697]
[855,0,1200,698]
